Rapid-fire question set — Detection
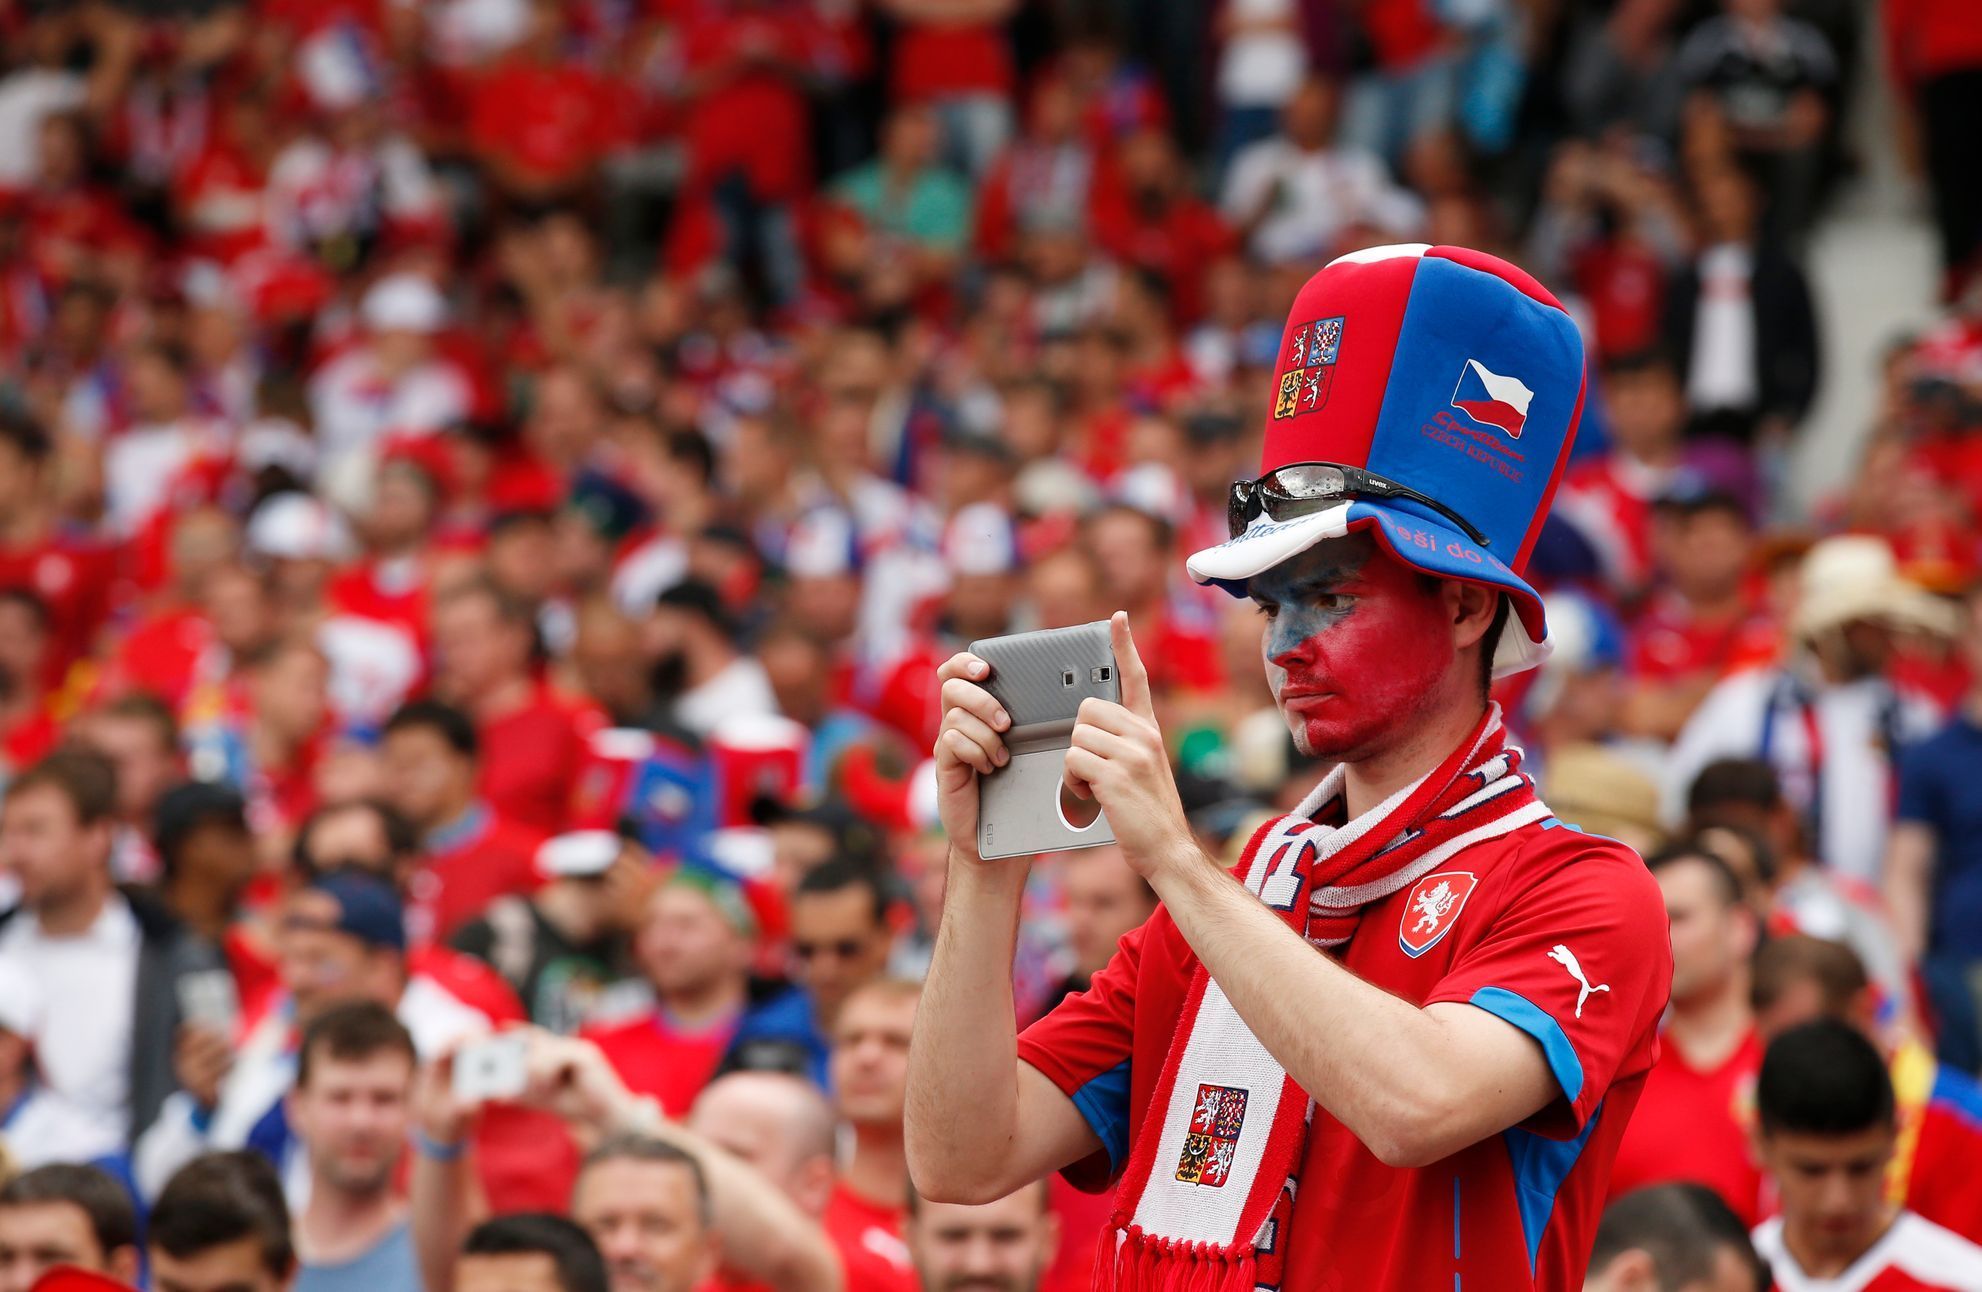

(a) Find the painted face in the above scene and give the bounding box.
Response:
[1248,532,1458,760]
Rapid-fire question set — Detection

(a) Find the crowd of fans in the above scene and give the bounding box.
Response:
[2,0,1982,1287]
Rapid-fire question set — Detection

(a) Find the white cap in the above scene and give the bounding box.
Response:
[536,831,624,879]
[942,502,1020,576]
[361,274,447,335]
[246,493,355,562]
[239,418,318,479]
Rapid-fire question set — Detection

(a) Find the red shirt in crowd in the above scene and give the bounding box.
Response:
[0,537,118,685]
[670,1,816,202]
[584,1010,739,1117]
[476,684,599,833]
[469,58,625,188]
[820,1182,916,1292]
[1019,819,1672,1289]
[891,18,1012,102]
[411,804,546,945]
[1606,1028,1764,1225]
[1625,592,1780,688]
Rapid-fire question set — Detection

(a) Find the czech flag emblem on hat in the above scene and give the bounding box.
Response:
[1186,243,1587,677]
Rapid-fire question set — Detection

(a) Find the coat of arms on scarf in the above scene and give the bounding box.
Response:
[1175,1084,1250,1186]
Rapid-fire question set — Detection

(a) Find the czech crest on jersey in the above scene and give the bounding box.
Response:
[1398,870,1480,958]
[1273,315,1344,419]
[1175,1083,1250,1187]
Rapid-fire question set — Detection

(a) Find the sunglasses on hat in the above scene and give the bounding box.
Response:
[1227,461,1492,549]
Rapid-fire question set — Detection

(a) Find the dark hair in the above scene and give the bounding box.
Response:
[1752,935,1870,1019]
[296,1001,416,1089]
[0,1164,139,1258]
[382,698,479,760]
[793,855,889,926]
[654,579,736,640]
[578,1136,711,1228]
[0,407,51,464]
[150,1152,295,1278]
[1757,1019,1894,1137]
[1476,593,1510,699]
[1600,348,1679,382]
[1589,1184,1758,1287]
[153,781,250,881]
[462,1214,610,1292]
[1687,758,1783,820]
[293,798,420,880]
[1644,842,1743,907]
[665,430,716,486]
[8,748,118,826]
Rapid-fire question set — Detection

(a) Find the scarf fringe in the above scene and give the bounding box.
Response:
[1093,1221,1259,1292]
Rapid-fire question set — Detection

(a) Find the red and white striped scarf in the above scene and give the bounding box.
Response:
[1096,706,1548,1291]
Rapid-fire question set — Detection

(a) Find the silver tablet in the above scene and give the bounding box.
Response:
[969,621,1120,859]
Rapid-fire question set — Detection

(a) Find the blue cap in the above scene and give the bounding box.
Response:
[301,871,406,952]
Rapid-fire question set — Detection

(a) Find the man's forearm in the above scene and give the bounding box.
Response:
[1152,843,1547,1167]
[608,1101,842,1292]
[905,851,1029,1199]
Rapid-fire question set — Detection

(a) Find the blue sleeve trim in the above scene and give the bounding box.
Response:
[1930,1064,1982,1132]
[1069,1060,1132,1176]
[1503,1104,1603,1273]
[1468,986,1585,1105]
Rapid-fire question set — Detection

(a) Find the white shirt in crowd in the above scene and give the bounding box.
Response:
[0,893,140,1160]
[1753,1211,1982,1291]
[1216,0,1308,110]
[1687,243,1760,412]
[1663,669,1941,889]
[306,348,473,472]
[1221,139,1425,265]
[0,68,85,188]
[673,657,780,739]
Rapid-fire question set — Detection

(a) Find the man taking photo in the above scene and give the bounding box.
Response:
[910,245,1672,1289]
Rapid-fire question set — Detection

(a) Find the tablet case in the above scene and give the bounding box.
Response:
[969,621,1120,859]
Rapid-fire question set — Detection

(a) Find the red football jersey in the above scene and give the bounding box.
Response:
[1606,1029,1765,1224]
[820,1182,916,1292]
[1754,1211,1982,1291]
[1018,819,1672,1290]
[584,1011,738,1118]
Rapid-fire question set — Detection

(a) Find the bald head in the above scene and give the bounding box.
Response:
[687,1073,837,1216]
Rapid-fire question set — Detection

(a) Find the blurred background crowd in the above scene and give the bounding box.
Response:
[1,0,1981,1287]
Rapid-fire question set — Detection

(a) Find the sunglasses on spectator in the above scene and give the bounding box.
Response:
[794,937,871,962]
[1227,461,1491,549]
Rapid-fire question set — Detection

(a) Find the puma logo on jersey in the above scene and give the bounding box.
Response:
[1548,944,1610,1018]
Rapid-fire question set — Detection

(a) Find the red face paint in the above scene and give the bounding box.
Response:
[1252,536,1457,760]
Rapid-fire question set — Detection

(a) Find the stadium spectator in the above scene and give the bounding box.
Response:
[1049,844,1157,1002]
[906,1178,1058,1292]
[409,1031,839,1292]
[1582,1184,1761,1292]
[429,579,594,835]
[1608,845,1763,1223]
[1664,536,1948,886]
[1751,934,1982,1246]
[457,1215,608,1292]
[378,699,545,946]
[288,1003,421,1292]
[136,870,487,1201]
[789,861,896,1038]
[151,781,257,953]
[1751,1020,1982,1288]
[1885,0,1982,296]
[1662,165,1820,443]
[643,581,777,741]
[828,106,975,287]
[0,749,226,1164]
[1886,581,1982,1072]
[450,831,641,1034]
[0,590,56,779]
[586,871,816,1112]
[822,979,920,1291]
[0,1165,141,1292]
[1221,77,1423,267]
[71,693,184,883]
[1689,759,1905,997]
[148,1152,296,1292]
[0,412,113,685]
[306,276,472,479]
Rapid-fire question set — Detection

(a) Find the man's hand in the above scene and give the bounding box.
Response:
[932,649,1014,861]
[174,1024,233,1111]
[411,1040,484,1148]
[517,1031,647,1136]
[1062,612,1195,877]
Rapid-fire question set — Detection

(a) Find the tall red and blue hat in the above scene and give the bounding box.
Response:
[1186,243,1586,676]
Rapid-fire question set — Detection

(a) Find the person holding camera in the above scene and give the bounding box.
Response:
[909,245,1672,1289]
